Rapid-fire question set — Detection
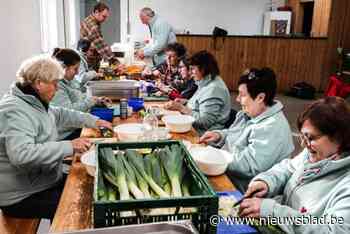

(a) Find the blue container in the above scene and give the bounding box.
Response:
[128,97,144,112]
[216,191,258,234]
[90,108,114,122]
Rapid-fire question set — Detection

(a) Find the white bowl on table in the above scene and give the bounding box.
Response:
[162,115,195,133]
[189,146,233,176]
[113,123,146,141]
[80,149,96,177]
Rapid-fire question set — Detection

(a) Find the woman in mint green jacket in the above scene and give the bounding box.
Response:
[0,55,111,220]
[165,51,231,135]
[50,48,111,140]
[240,97,350,234]
[200,68,294,192]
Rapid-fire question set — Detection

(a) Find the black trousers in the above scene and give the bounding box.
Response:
[0,175,67,221]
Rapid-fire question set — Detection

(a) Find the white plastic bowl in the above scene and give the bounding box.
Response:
[114,123,146,141]
[189,146,233,176]
[80,150,96,177]
[162,115,195,133]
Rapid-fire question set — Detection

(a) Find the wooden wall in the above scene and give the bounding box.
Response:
[177,0,350,92]
[288,0,331,37]
[288,0,303,33]
[178,36,327,92]
[312,0,332,37]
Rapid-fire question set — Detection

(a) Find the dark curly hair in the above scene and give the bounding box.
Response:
[165,43,187,59]
[297,96,350,153]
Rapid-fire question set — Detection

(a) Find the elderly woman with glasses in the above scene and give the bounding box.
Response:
[165,50,231,135]
[0,55,111,220]
[200,67,294,192]
[239,96,350,233]
[143,43,187,98]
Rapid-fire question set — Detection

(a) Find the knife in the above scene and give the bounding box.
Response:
[232,191,260,207]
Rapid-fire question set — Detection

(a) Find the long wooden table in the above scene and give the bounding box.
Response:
[49,109,236,233]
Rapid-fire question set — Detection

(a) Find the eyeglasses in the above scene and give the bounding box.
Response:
[297,133,324,146]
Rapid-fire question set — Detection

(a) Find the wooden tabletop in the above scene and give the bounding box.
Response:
[49,108,236,233]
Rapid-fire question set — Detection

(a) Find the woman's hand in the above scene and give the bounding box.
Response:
[199,131,221,144]
[96,72,104,79]
[164,101,191,114]
[136,50,145,60]
[245,180,269,198]
[71,138,92,153]
[164,101,183,111]
[239,197,263,218]
[174,98,187,105]
[92,96,112,107]
[116,64,126,73]
[142,67,152,77]
[152,70,161,77]
[96,119,113,131]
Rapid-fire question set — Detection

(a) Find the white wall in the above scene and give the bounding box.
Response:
[0,0,42,96]
[121,0,287,42]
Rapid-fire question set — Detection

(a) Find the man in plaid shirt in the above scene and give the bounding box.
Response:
[80,2,114,70]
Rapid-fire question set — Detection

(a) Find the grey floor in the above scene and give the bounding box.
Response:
[37,93,318,233]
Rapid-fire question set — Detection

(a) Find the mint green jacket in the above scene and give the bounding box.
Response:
[213,101,294,192]
[0,83,98,206]
[74,50,97,92]
[143,14,177,65]
[254,149,350,233]
[50,79,96,139]
[187,75,231,135]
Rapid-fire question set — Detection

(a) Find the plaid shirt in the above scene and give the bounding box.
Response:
[155,62,181,85]
[80,15,113,68]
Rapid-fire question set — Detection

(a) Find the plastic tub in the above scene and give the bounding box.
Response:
[113,123,146,141]
[189,146,234,176]
[91,108,114,122]
[128,97,144,112]
[162,115,195,133]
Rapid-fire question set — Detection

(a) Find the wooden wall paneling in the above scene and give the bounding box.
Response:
[271,40,283,89]
[311,0,321,37]
[340,0,350,49]
[312,0,332,37]
[303,40,313,86]
[178,36,328,92]
[288,0,303,33]
[279,40,291,91]
[215,38,233,90]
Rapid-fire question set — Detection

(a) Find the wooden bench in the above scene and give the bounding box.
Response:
[0,210,40,234]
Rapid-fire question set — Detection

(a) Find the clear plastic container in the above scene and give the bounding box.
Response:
[142,107,159,140]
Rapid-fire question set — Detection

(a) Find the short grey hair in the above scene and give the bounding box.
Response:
[140,7,155,17]
[16,55,64,85]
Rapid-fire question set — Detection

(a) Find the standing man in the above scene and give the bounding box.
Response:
[80,2,114,70]
[136,7,177,66]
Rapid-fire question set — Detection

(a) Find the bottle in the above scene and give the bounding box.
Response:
[120,98,128,119]
[142,107,159,140]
